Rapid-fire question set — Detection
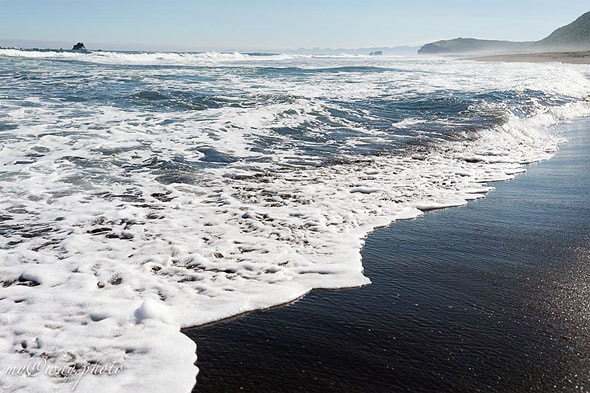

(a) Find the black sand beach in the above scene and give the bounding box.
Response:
[187,119,590,393]
[470,51,590,64]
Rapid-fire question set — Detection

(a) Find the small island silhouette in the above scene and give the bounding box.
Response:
[72,42,87,51]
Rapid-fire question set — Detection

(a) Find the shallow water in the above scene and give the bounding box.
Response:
[188,120,590,392]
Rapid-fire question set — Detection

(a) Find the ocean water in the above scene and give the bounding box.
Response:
[0,49,589,392]
[189,120,590,393]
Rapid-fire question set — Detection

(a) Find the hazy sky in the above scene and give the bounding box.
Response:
[1,0,589,51]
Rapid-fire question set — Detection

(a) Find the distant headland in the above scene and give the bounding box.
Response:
[419,11,590,57]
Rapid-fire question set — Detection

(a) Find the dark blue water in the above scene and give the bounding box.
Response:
[0,51,580,171]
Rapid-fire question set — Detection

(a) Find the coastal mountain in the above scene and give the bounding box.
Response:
[537,10,590,50]
[418,38,532,55]
[419,10,590,54]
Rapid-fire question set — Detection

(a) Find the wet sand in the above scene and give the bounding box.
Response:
[186,119,590,392]
[470,51,590,64]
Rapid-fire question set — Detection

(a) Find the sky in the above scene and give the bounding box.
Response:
[0,0,589,51]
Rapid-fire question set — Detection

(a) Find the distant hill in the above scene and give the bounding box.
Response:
[418,38,533,55]
[292,46,420,55]
[536,11,590,50]
[419,11,590,55]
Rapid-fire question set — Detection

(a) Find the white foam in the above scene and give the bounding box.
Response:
[392,118,427,128]
[0,55,589,392]
[0,48,302,66]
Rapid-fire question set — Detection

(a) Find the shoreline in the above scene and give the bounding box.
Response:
[469,50,590,64]
[187,118,590,392]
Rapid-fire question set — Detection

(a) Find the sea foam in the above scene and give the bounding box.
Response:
[0,52,589,392]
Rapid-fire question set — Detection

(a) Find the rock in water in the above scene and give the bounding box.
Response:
[72,42,87,51]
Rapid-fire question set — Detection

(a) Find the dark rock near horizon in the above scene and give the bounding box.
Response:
[72,42,87,51]
[419,10,590,55]
[369,51,383,56]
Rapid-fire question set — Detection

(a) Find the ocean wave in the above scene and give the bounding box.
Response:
[0,48,329,66]
[0,48,294,65]
[0,54,589,392]
[0,48,409,67]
